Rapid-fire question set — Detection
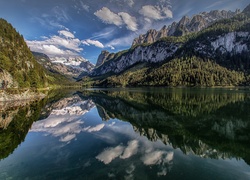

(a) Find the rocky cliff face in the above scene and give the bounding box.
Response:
[210,32,249,54]
[189,31,250,62]
[92,41,181,76]
[0,69,17,89]
[96,50,114,67]
[132,9,239,46]
[90,5,250,79]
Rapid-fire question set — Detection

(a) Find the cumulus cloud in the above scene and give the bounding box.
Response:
[94,7,138,31]
[118,12,138,31]
[141,150,173,176]
[31,115,83,143]
[94,7,123,26]
[84,124,105,132]
[82,39,104,48]
[96,145,125,164]
[42,45,65,55]
[139,5,173,20]
[142,151,166,165]
[26,28,83,57]
[27,28,105,57]
[96,140,139,164]
[31,98,96,143]
[120,140,139,159]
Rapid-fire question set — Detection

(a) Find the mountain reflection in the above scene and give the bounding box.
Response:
[1,88,250,168]
[31,95,96,143]
[0,99,45,160]
[79,88,250,164]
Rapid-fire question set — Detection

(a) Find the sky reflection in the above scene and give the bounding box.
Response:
[1,91,249,179]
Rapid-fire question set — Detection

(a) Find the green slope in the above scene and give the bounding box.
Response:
[83,5,250,87]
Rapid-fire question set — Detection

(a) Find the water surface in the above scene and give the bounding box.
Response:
[0,88,250,179]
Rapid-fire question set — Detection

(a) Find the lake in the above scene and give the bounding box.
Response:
[0,88,250,179]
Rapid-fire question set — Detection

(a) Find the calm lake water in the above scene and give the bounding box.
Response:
[1,88,250,179]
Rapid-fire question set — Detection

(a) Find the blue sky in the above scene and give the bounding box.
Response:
[0,0,249,64]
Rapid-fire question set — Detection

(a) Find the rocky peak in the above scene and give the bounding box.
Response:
[33,52,94,77]
[179,16,190,26]
[96,50,110,67]
[243,3,250,15]
[132,9,239,46]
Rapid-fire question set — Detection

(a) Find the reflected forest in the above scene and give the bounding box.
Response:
[1,88,250,165]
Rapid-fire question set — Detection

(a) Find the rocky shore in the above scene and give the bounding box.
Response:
[0,89,45,102]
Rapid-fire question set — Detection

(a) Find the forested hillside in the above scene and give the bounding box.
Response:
[0,19,50,89]
[83,4,250,87]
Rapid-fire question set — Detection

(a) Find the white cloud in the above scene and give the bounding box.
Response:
[26,28,84,57]
[96,145,125,164]
[59,30,75,38]
[42,45,65,55]
[125,0,134,7]
[94,7,123,26]
[139,5,173,20]
[60,134,76,142]
[82,39,105,48]
[141,150,173,166]
[94,7,138,31]
[120,140,139,159]
[118,12,138,31]
[107,45,115,50]
[84,123,105,132]
[142,151,165,165]
[30,98,96,143]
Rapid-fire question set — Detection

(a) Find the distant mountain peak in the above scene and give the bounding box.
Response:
[32,52,95,77]
[132,9,239,46]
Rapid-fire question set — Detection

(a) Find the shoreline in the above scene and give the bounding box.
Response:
[0,89,46,102]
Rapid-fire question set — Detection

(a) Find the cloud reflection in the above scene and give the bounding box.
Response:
[120,140,139,159]
[84,123,105,132]
[96,145,125,164]
[31,97,104,143]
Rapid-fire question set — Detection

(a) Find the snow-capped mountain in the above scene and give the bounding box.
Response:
[33,52,95,77]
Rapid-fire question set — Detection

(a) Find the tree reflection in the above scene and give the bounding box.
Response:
[79,88,250,164]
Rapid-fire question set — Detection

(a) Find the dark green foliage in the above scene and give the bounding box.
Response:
[146,57,245,87]
[32,51,73,86]
[0,99,44,160]
[0,18,48,89]
[81,89,250,164]
[93,56,245,87]
[87,7,250,87]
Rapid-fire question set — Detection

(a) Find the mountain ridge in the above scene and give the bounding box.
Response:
[33,52,95,78]
[82,4,250,87]
[132,9,240,46]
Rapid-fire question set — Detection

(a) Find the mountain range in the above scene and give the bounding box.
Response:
[32,52,94,78]
[81,4,250,87]
[132,8,240,46]
[0,4,250,90]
